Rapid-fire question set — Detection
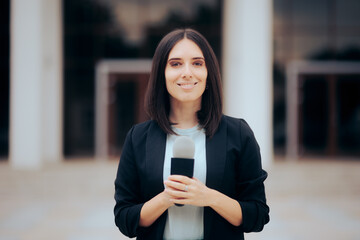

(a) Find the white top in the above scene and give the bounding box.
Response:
[163,125,207,240]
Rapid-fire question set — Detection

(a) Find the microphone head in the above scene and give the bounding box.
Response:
[173,136,195,159]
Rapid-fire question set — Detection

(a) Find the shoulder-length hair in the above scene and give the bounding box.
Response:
[145,28,223,138]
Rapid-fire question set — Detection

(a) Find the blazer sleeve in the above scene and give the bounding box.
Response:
[236,119,270,232]
[114,126,144,238]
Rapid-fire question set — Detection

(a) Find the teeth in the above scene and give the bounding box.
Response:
[177,83,196,89]
[177,83,197,86]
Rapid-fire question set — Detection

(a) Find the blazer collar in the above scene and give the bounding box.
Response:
[205,116,227,190]
[145,121,167,197]
[204,116,227,239]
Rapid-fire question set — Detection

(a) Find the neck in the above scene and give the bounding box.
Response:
[169,100,200,129]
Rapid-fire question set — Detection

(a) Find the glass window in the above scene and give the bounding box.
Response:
[273,0,360,156]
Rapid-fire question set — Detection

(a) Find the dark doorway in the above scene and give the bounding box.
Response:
[107,73,149,156]
[0,0,10,159]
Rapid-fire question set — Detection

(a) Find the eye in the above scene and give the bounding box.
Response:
[193,61,204,67]
[169,61,181,67]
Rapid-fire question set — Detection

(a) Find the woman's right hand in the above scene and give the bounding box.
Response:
[160,189,176,208]
[139,188,174,227]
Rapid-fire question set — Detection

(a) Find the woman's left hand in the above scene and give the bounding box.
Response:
[165,175,243,226]
[164,175,214,207]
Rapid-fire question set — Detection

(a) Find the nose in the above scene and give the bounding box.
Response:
[181,63,192,79]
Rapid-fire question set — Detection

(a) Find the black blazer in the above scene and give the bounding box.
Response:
[114,115,269,240]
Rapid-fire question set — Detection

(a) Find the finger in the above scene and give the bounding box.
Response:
[164,184,177,191]
[192,177,200,182]
[171,198,189,205]
[168,175,192,184]
[164,180,187,191]
[165,188,188,198]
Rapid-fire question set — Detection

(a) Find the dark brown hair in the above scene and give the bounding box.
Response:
[145,28,223,138]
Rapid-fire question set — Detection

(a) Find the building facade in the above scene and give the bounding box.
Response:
[2,0,360,168]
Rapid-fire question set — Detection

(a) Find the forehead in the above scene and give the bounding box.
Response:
[168,38,204,58]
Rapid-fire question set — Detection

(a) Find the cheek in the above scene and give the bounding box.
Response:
[164,68,171,88]
[196,69,208,83]
[165,69,178,89]
[203,71,208,82]
[165,65,179,79]
[165,71,176,93]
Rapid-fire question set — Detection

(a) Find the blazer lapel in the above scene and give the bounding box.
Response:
[205,116,227,190]
[145,121,167,198]
[204,116,227,239]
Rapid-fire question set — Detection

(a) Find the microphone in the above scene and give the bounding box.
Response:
[171,136,195,207]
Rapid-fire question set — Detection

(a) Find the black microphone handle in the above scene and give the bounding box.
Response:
[170,157,194,207]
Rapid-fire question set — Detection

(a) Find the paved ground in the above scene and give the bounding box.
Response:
[0,157,359,240]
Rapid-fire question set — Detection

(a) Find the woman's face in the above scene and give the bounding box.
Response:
[165,38,207,107]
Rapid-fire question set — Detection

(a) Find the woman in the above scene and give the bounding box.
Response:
[114,28,269,240]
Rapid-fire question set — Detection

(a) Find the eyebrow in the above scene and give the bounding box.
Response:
[168,57,205,62]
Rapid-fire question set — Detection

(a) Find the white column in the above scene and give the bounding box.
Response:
[222,0,273,168]
[41,0,63,163]
[10,0,63,169]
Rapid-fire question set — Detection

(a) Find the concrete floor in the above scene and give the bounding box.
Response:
[0,157,359,240]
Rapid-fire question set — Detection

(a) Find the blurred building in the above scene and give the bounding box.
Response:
[0,0,359,169]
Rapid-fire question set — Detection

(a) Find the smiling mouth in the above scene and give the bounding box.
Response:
[177,82,198,89]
